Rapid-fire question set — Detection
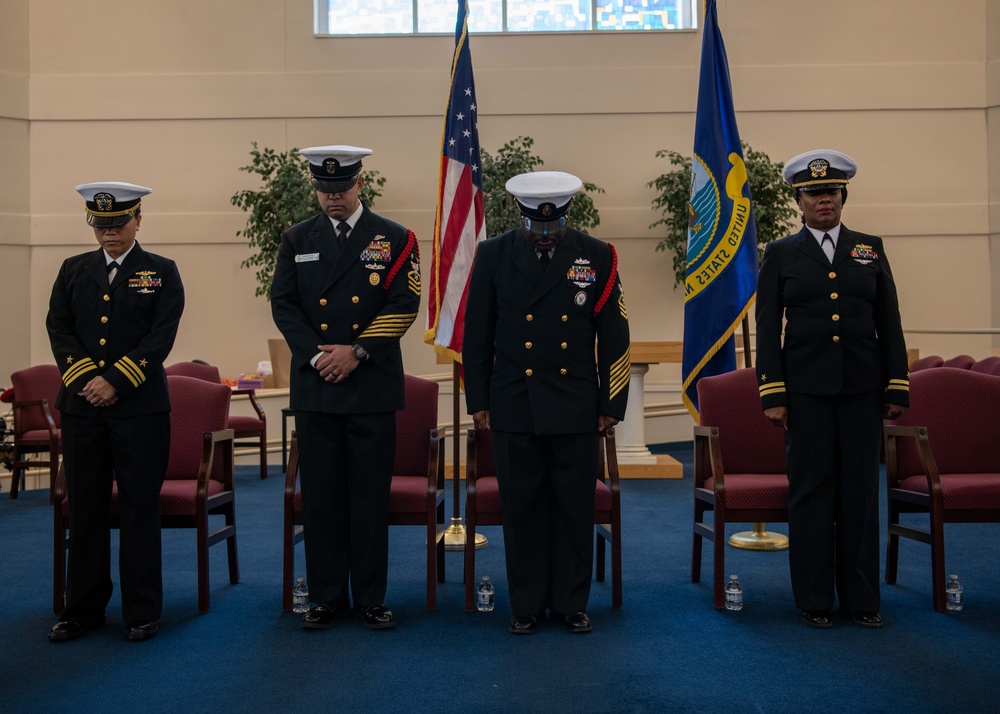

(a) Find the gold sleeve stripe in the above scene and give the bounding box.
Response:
[63,359,98,385]
[114,357,146,388]
[759,381,785,392]
[887,384,910,392]
[888,379,909,387]
[608,349,631,400]
[759,384,786,397]
[359,313,418,339]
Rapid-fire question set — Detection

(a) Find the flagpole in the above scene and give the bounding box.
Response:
[728,316,788,550]
[443,360,487,551]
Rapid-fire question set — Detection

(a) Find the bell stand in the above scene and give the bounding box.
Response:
[441,359,487,551]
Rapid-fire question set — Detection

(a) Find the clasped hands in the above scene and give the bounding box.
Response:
[315,344,360,384]
[82,376,118,408]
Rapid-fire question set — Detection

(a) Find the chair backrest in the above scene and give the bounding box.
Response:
[164,361,222,383]
[941,354,974,369]
[392,374,439,477]
[165,375,232,480]
[970,356,1000,376]
[891,368,1000,477]
[9,364,63,432]
[697,368,787,474]
[909,355,944,372]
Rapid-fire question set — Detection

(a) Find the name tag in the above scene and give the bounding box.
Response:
[295,253,320,263]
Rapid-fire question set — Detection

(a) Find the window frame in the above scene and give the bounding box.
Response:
[314,0,698,36]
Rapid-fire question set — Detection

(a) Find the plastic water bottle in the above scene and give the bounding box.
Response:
[292,577,309,614]
[476,575,495,612]
[724,574,744,611]
[945,574,964,611]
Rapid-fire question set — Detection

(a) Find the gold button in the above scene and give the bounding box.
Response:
[525,342,533,349]
[525,369,533,377]
[101,316,108,324]
[319,298,327,306]
[103,294,110,302]
[828,271,836,279]
[830,292,838,300]
[560,368,567,375]
[526,314,533,322]
[352,324,359,330]
[352,296,360,304]
[560,342,568,349]
[99,339,106,346]
[98,360,105,367]
[320,323,328,331]
[832,314,840,321]
[833,336,841,343]
[561,315,568,322]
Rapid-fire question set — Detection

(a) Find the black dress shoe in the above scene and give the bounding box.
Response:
[851,611,885,629]
[509,614,538,635]
[562,611,593,634]
[355,604,395,630]
[801,610,833,629]
[301,601,351,629]
[48,615,106,642]
[125,620,159,641]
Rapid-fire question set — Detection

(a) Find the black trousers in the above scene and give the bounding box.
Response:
[492,430,598,617]
[60,411,170,624]
[294,410,395,608]
[785,390,883,612]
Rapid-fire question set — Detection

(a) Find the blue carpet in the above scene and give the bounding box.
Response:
[1,452,998,714]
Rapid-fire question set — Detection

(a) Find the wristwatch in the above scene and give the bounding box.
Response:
[351,343,368,361]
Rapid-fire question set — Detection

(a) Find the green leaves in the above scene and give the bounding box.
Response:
[647,142,797,289]
[231,142,384,299]
[480,136,604,237]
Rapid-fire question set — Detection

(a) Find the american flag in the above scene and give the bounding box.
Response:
[425,0,486,363]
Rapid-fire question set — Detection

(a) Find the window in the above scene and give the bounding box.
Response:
[315,0,698,35]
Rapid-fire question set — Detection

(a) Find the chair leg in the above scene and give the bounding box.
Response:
[712,510,726,610]
[929,510,947,613]
[197,514,210,613]
[226,507,240,585]
[885,502,900,585]
[10,465,23,499]
[258,433,267,480]
[595,530,606,582]
[691,502,705,583]
[425,516,436,612]
[611,511,622,611]
[464,523,477,612]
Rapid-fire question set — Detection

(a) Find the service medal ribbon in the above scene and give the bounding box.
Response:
[361,240,392,263]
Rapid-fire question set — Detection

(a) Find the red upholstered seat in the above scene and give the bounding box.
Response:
[54,375,238,614]
[282,374,446,611]
[884,367,1000,611]
[9,364,63,501]
[165,361,269,480]
[692,367,790,609]
[941,354,974,369]
[462,426,623,612]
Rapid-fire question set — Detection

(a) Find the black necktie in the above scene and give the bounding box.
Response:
[107,261,119,281]
[336,222,350,246]
[539,250,551,269]
[821,233,834,262]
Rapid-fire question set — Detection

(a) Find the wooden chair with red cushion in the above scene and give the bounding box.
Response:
[462,426,622,612]
[884,367,1000,611]
[165,361,268,480]
[9,365,63,501]
[54,375,238,614]
[282,374,446,611]
[970,356,1000,376]
[941,354,975,369]
[692,367,789,609]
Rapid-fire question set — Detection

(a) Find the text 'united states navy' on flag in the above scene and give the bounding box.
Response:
[681,0,759,420]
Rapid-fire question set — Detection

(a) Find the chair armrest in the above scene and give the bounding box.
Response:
[692,425,723,490]
[13,398,58,439]
[603,427,620,497]
[426,428,444,495]
[883,424,941,492]
[196,428,235,499]
[231,389,266,422]
[52,462,67,502]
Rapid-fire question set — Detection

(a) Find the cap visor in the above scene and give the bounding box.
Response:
[311,177,359,194]
[87,213,135,228]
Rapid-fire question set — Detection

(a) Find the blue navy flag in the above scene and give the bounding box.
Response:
[681,0,758,420]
